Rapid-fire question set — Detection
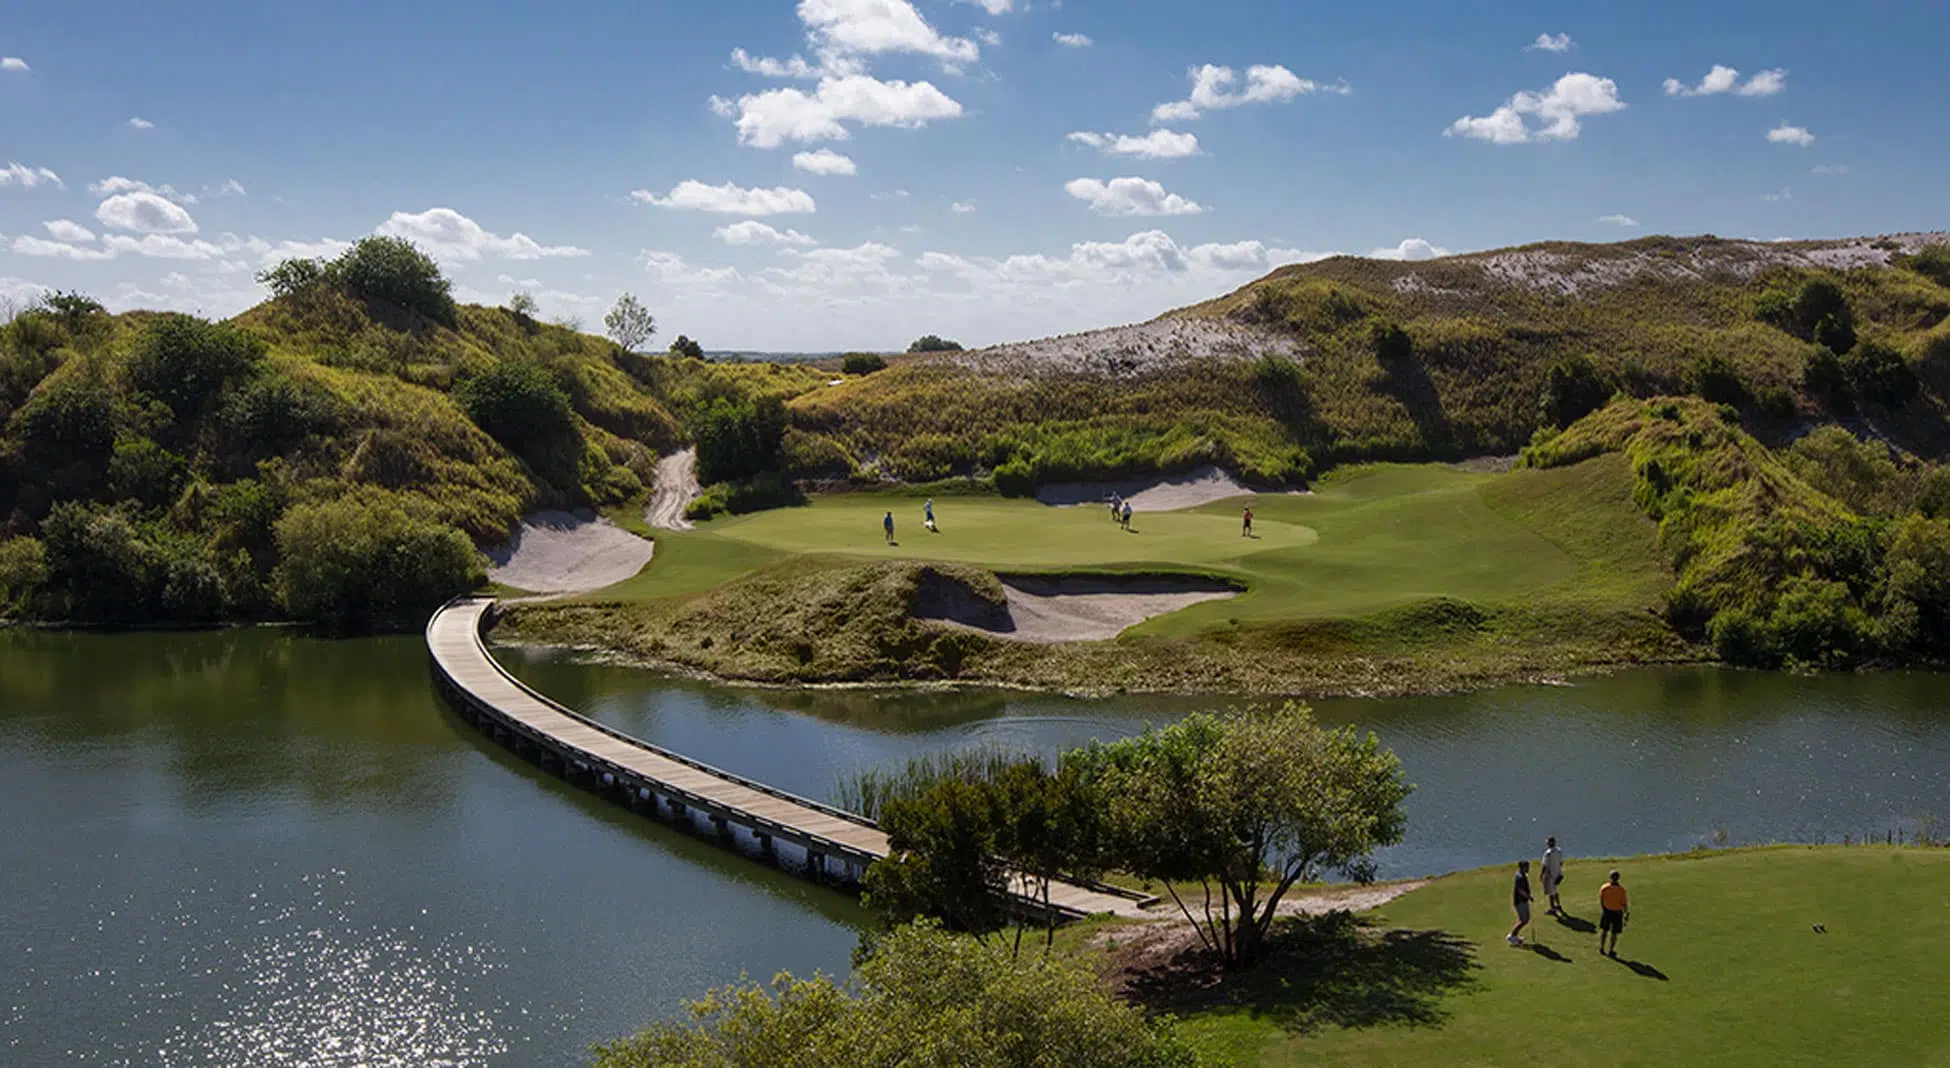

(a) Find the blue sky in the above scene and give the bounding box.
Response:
[1,0,1943,350]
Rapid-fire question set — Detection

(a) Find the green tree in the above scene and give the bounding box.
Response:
[506,291,539,322]
[107,437,189,509]
[1795,279,1857,355]
[1074,702,1410,968]
[38,502,163,623]
[1880,514,1950,653]
[1686,352,1748,406]
[865,777,1013,936]
[275,494,481,630]
[326,236,457,326]
[692,394,787,485]
[454,360,576,454]
[255,257,327,299]
[841,352,888,375]
[670,334,705,360]
[590,920,1197,1068]
[1842,339,1919,408]
[0,536,47,614]
[124,314,267,431]
[604,293,657,353]
[1539,355,1614,428]
[907,334,964,353]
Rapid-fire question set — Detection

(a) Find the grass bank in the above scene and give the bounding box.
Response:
[1082,846,1950,1066]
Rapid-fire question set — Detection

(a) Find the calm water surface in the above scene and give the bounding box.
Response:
[4,627,1948,1065]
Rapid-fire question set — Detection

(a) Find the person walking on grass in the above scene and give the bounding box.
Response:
[1507,860,1533,946]
[1541,836,1565,917]
[1242,506,1254,537]
[1109,493,1122,522]
[1121,500,1134,531]
[1598,870,1629,957]
[924,498,936,533]
[883,511,895,545]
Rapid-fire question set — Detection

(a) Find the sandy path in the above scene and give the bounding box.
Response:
[1036,465,1292,512]
[487,510,656,599]
[1089,880,1432,966]
[919,574,1239,643]
[647,449,700,531]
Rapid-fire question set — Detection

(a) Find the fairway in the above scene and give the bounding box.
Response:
[1181,847,1950,1067]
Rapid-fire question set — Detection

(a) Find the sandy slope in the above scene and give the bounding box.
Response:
[919,574,1239,643]
[1036,465,1295,512]
[486,510,655,598]
[647,448,700,531]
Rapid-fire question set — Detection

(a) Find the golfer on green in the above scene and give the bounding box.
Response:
[1599,870,1629,957]
[883,511,895,544]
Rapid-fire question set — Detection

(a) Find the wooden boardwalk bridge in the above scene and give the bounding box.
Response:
[426,598,1153,920]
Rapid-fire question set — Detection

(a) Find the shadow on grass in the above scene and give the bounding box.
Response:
[1122,911,1479,1035]
[1553,911,1597,934]
[1527,942,1572,963]
[1611,955,1670,981]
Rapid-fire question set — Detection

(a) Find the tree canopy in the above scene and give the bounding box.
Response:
[604,293,657,353]
[907,334,964,353]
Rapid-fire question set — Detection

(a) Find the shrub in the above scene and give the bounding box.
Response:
[0,536,47,614]
[107,438,188,509]
[1842,339,1919,408]
[841,352,888,375]
[256,257,327,299]
[907,334,963,353]
[692,394,786,485]
[1901,244,1950,288]
[124,314,267,430]
[219,372,345,466]
[38,502,163,623]
[1686,352,1748,406]
[1539,355,1614,428]
[1757,385,1797,420]
[454,360,577,454]
[325,237,457,327]
[275,494,481,630]
[890,432,965,483]
[780,427,853,479]
[1803,347,1850,407]
[1710,608,1778,667]
[669,335,704,360]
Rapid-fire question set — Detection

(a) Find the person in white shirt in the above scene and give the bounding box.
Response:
[1541,836,1565,917]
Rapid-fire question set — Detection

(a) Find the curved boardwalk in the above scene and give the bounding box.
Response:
[426,597,1151,920]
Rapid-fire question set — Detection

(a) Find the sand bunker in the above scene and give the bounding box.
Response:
[487,510,655,598]
[647,448,700,531]
[1035,465,1281,512]
[921,573,1239,644]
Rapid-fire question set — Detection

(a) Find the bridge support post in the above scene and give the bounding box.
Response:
[807,850,826,882]
[667,799,688,826]
[710,815,732,841]
[754,832,775,862]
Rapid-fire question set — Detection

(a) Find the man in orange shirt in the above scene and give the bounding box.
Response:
[1598,870,1630,958]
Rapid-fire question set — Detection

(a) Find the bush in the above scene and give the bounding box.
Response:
[1710,607,1778,668]
[907,334,964,353]
[275,494,482,630]
[1842,339,1919,408]
[692,394,786,485]
[841,352,888,375]
[0,536,47,614]
[1757,385,1797,420]
[219,372,345,466]
[1539,355,1614,428]
[108,438,188,509]
[669,335,704,360]
[1902,244,1950,288]
[124,313,268,429]
[1803,347,1850,408]
[325,237,457,327]
[890,432,965,483]
[1686,352,1748,406]
[256,257,327,299]
[38,502,163,623]
[454,360,577,454]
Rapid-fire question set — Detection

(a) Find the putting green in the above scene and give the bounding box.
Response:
[1180,847,1950,1067]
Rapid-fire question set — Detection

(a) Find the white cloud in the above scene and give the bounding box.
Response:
[1811,164,1849,176]
[641,250,743,288]
[950,201,976,214]
[730,48,823,79]
[1764,187,1793,202]
[1664,65,1787,97]
[919,231,1333,290]
[723,74,963,147]
[1597,214,1640,227]
[871,188,911,201]
[631,180,818,215]
[1527,33,1573,53]
[101,234,227,259]
[958,0,1014,13]
[1151,64,1349,123]
[212,179,247,197]
[799,0,979,67]
[792,148,858,175]
[1,57,29,72]
[43,219,95,242]
[1768,123,1814,146]
[126,117,155,130]
[1447,72,1625,143]
[87,176,195,203]
[714,220,818,246]
[0,162,63,189]
[11,236,116,261]
[761,241,910,295]
[1064,177,1205,217]
[1053,32,1093,48]
[257,237,352,266]
[1067,129,1200,159]
[377,208,589,260]
[1369,238,1449,261]
[96,191,199,234]
[975,28,1001,47]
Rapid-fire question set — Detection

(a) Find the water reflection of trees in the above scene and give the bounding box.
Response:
[0,629,462,812]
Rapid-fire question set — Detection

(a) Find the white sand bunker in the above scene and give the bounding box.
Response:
[1035,465,1281,512]
[922,573,1240,644]
[487,510,655,598]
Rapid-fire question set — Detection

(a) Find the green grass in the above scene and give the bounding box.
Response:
[1168,847,1950,1067]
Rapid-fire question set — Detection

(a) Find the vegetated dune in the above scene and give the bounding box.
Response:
[916,571,1240,643]
[647,448,700,531]
[487,510,655,598]
[1035,464,1298,512]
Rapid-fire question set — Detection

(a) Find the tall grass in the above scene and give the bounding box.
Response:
[834,744,1042,821]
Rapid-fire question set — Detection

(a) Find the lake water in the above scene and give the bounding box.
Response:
[4,628,1947,1065]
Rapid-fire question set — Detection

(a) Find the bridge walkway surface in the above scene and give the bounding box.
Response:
[426,597,1153,920]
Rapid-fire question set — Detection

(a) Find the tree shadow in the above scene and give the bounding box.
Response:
[1377,352,1454,455]
[1553,911,1597,934]
[1610,955,1670,981]
[1121,912,1479,1036]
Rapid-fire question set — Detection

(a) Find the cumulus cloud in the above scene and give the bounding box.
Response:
[377,208,589,260]
[1,57,28,72]
[1446,72,1625,143]
[793,148,858,175]
[1664,66,1786,97]
[761,242,910,295]
[126,117,155,130]
[1064,177,1205,217]
[1369,238,1449,261]
[1597,214,1640,227]
[211,179,247,197]
[88,176,197,203]
[918,231,1331,289]
[632,180,818,215]
[101,234,227,260]
[1768,123,1815,146]
[958,0,1014,13]
[11,236,116,261]
[96,191,199,234]
[1053,32,1093,48]
[714,220,818,246]
[720,75,963,147]
[1067,129,1200,159]
[799,0,979,67]
[950,201,976,214]
[730,48,823,79]
[1151,64,1349,123]
[641,250,743,288]
[0,162,63,189]
[43,219,96,242]
[1527,33,1574,52]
